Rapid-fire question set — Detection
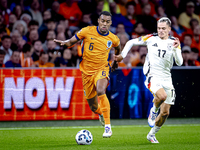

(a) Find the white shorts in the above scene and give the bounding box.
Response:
[145,76,176,105]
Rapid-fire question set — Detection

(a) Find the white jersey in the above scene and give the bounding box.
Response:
[121,33,183,78]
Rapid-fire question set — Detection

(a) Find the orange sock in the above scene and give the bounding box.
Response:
[94,104,102,115]
[99,94,110,125]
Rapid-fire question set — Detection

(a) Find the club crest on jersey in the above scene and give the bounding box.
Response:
[167,43,173,50]
[107,41,112,48]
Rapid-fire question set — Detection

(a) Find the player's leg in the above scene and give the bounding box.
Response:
[81,73,104,126]
[96,78,112,138]
[155,103,171,126]
[147,103,171,143]
[148,88,167,127]
[153,88,167,108]
[145,76,166,127]
[147,77,175,143]
[87,95,100,113]
[87,95,104,126]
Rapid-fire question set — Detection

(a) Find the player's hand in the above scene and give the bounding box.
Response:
[53,39,66,46]
[173,37,180,48]
[111,61,118,72]
[113,54,123,62]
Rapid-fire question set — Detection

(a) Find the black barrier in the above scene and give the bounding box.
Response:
[107,67,200,119]
[171,67,200,118]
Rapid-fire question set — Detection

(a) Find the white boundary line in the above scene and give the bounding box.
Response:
[0,124,199,130]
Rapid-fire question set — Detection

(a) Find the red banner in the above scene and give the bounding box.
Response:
[0,69,98,121]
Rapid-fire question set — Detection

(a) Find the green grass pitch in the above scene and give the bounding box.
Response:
[0,124,200,150]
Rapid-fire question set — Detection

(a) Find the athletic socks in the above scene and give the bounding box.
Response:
[99,94,110,125]
[152,104,160,113]
[105,124,111,128]
[149,125,161,135]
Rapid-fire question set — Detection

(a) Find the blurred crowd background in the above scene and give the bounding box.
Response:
[0,0,200,68]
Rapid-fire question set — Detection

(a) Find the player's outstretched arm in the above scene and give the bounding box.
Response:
[113,37,144,63]
[53,35,79,47]
[121,38,141,58]
[111,45,121,72]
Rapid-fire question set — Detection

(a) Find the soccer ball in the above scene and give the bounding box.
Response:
[75,129,93,145]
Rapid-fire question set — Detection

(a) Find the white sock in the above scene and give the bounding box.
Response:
[152,104,160,113]
[149,125,161,135]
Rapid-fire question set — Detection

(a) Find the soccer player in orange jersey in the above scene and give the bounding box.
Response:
[54,11,121,138]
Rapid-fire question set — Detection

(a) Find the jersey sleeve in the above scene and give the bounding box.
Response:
[140,34,154,44]
[173,45,183,66]
[121,34,153,58]
[112,35,120,47]
[75,27,89,40]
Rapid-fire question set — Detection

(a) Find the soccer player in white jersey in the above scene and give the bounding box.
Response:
[113,17,183,143]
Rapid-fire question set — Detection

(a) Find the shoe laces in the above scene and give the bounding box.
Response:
[151,111,157,120]
[105,126,110,133]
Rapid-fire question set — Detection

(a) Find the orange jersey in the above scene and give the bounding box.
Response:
[20,53,34,67]
[75,26,120,75]
[34,60,55,68]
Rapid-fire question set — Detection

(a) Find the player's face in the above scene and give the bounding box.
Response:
[98,15,112,34]
[157,22,171,40]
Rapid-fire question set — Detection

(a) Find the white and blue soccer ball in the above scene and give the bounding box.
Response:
[75,129,93,145]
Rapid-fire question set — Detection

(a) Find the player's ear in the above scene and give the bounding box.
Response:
[98,18,100,24]
[168,26,171,33]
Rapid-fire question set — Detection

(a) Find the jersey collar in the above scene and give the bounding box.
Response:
[97,26,109,36]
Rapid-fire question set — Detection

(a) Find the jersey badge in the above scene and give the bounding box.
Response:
[107,41,112,48]
[167,43,173,50]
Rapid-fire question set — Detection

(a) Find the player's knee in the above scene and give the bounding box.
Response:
[158,93,167,102]
[96,88,106,96]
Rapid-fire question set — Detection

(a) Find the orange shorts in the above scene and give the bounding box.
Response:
[82,65,110,99]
